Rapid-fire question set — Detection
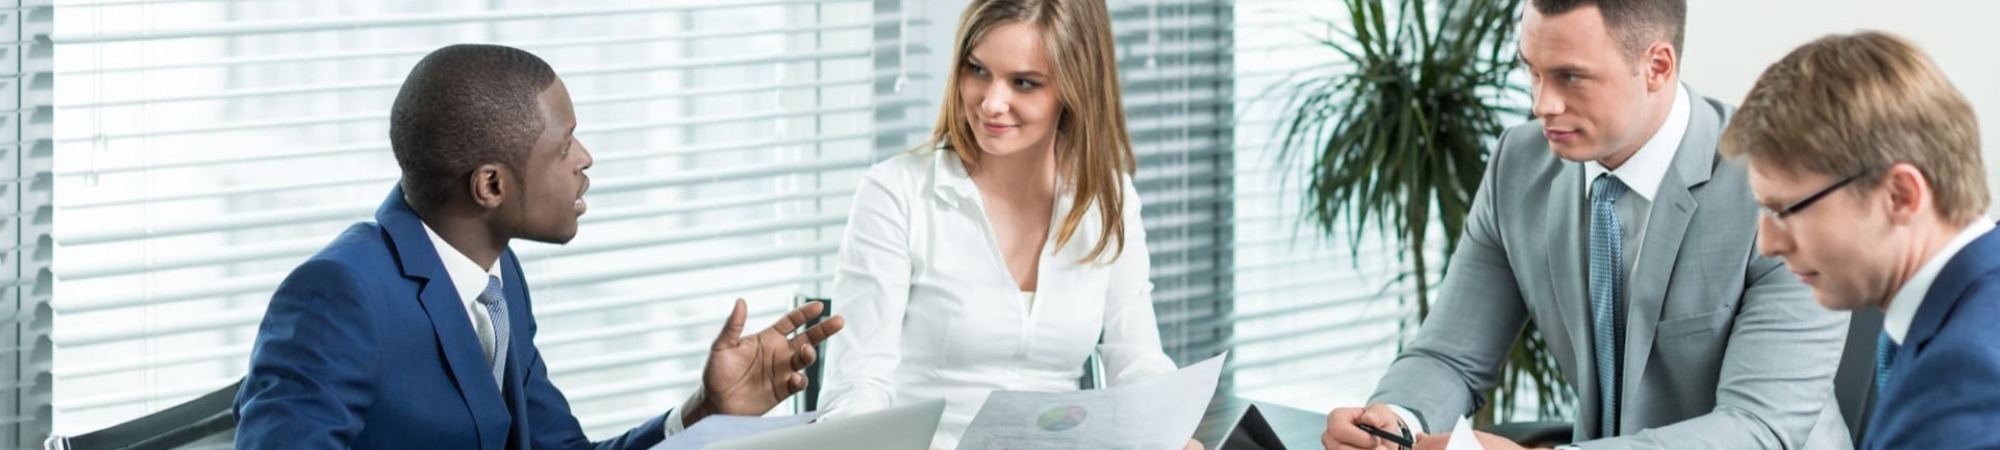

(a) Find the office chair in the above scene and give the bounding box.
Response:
[797,295,833,412]
[47,377,242,450]
[1079,351,1106,390]
[1490,308,1883,447]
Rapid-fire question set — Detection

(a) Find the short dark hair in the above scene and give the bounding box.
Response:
[390,44,557,212]
[1531,0,1687,63]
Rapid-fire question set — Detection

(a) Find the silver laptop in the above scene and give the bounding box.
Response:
[707,399,946,450]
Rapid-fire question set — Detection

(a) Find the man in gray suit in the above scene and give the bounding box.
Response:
[1319,0,1849,449]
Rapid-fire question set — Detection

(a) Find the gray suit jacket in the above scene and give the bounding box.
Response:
[1370,90,1850,449]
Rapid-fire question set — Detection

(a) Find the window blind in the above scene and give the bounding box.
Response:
[1108,0,1235,374]
[1228,0,1439,412]
[3,0,55,446]
[49,0,873,439]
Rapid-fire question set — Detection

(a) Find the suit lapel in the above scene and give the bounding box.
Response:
[377,185,513,450]
[1620,90,1720,415]
[1619,172,1696,406]
[1542,161,1600,437]
[1905,224,2000,349]
[500,250,532,449]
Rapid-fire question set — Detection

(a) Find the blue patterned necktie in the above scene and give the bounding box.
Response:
[476,275,510,389]
[1589,175,1629,437]
[1876,332,1898,393]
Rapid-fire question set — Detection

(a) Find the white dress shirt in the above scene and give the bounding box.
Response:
[1580,83,1691,278]
[1884,220,1995,344]
[821,149,1181,449]
[420,223,693,436]
[1389,84,1693,439]
[422,223,507,363]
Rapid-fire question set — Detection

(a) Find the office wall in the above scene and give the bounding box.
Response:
[1681,0,2000,212]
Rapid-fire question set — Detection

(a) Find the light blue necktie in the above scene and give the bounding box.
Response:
[476,275,510,389]
[1589,175,1628,437]
[1875,332,1897,394]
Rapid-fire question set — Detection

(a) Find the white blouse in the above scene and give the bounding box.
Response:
[820,149,1179,449]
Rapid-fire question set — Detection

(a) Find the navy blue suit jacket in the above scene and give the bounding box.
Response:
[234,186,669,450]
[1864,223,2000,449]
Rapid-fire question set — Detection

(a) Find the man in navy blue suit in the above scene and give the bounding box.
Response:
[234,44,846,450]
[1723,31,1997,449]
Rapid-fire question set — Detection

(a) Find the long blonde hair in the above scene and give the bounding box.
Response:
[931,0,1134,263]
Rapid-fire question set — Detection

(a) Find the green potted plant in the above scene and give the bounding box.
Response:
[1270,0,1571,424]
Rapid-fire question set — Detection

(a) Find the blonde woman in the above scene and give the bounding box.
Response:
[820,0,1200,449]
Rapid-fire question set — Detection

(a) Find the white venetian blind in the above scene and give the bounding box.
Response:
[47,0,872,439]
[3,0,55,446]
[1107,0,1234,370]
[1228,0,1440,412]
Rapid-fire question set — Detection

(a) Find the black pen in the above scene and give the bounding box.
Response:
[1356,423,1415,449]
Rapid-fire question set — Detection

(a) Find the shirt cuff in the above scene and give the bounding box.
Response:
[663,390,705,438]
[1387,404,1427,435]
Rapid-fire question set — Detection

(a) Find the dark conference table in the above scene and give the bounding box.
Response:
[1194,395,1329,449]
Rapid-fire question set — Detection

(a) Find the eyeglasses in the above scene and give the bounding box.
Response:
[1760,171,1868,230]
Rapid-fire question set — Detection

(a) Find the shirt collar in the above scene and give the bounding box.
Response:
[1884,219,1995,344]
[931,149,978,208]
[1583,83,1691,202]
[422,222,504,306]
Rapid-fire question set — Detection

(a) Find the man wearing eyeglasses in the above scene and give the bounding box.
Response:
[1724,31,1999,450]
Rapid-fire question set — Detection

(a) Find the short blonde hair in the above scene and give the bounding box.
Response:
[1721,30,1987,225]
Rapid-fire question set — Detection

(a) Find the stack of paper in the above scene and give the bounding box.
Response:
[1446,415,1485,450]
[648,410,825,450]
[957,352,1229,450]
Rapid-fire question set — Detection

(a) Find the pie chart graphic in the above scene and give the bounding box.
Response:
[1036,405,1088,432]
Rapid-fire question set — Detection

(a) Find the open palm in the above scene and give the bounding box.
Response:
[701,299,844,416]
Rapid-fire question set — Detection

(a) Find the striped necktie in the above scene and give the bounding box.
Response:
[475,275,509,389]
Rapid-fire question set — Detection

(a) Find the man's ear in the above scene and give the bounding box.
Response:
[1883,163,1931,226]
[1643,41,1676,93]
[469,163,510,210]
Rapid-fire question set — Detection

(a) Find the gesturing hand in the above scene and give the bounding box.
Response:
[692,299,845,422]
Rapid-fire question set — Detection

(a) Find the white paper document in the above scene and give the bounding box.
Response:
[1445,415,1485,450]
[956,352,1228,450]
[648,410,825,450]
